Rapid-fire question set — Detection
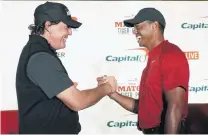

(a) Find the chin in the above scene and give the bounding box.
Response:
[60,44,66,49]
[138,42,143,47]
[62,45,66,49]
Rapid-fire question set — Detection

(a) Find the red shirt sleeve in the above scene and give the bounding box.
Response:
[161,51,190,92]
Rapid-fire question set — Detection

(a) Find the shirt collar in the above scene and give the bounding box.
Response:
[29,35,57,54]
[148,40,168,58]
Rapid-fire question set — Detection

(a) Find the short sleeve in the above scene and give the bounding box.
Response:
[27,52,74,99]
[161,52,189,92]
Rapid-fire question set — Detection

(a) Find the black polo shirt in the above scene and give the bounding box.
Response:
[15,35,81,134]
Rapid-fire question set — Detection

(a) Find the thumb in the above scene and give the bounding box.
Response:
[97,76,104,81]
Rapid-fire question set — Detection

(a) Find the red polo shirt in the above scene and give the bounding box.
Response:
[138,40,189,129]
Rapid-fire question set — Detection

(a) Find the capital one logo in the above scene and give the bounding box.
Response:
[105,48,148,63]
[181,16,208,30]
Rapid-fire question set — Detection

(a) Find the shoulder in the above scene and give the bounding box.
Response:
[160,41,188,66]
[162,41,184,55]
[29,52,56,62]
[162,41,187,61]
[28,52,60,66]
[27,52,63,73]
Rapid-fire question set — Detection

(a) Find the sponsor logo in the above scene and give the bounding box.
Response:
[66,10,71,16]
[72,16,78,21]
[72,16,79,31]
[128,49,199,60]
[127,47,149,56]
[117,78,139,99]
[129,49,199,60]
[184,51,199,60]
[105,55,147,63]
[107,120,137,128]
[105,48,148,63]
[105,48,198,62]
[115,21,134,35]
[114,15,135,35]
[189,85,208,93]
[57,52,66,58]
[181,17,208,30]
[181,23,208,30]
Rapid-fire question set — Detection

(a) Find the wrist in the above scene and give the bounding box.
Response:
[97,83,111,96]
[109,92,118,99]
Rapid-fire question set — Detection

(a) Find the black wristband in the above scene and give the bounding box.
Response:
[132,99,139,114]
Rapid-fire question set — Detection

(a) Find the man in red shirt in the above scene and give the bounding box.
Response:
[97,8,190,134]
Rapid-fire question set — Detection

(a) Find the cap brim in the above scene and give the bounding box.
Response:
[123,18,141,27]
[64,18,82,29]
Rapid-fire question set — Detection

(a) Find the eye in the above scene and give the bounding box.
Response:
[133,28,137,34]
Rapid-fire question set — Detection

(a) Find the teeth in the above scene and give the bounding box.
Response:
[63,36,68,42]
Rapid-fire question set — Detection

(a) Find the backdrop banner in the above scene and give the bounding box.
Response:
[0,1,208,134]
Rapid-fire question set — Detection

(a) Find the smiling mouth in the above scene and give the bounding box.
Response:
[136,36,141,42]
[63,36,68,42]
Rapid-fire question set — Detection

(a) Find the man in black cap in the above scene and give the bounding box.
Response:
[15,2,117,134]
[97,8,190,134]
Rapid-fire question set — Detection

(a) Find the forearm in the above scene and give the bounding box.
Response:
[79,84,109,110]
[164,106,183,134]
[110,92,138,113]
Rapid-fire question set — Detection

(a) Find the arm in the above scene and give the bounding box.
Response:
[57,84,111,111]
[164,87,185,134]
[109,92,138,114]
[97,76,138,113]
[27,52,112,112]
[161,52,189,134]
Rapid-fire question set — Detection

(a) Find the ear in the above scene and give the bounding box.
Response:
[151,21,157,31]
[44,21,51,30]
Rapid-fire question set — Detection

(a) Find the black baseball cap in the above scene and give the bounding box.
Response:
[33,1,82,28]
[123,8,166,28]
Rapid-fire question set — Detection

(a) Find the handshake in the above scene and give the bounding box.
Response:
[96,75,118,97]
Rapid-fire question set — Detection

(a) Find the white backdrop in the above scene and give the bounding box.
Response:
[0,1,208,134]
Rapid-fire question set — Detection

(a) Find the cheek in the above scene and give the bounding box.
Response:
[141,29,152,38]
[51,30,63,40]
[59,29,69,38]
[63,29,69,35]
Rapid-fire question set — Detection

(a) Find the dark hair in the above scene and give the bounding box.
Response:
[28,21,61,35]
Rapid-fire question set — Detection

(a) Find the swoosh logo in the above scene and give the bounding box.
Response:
[72,17,78,21]
[127,48,149,56]
[123,113,137,116]
[73,82,78,87]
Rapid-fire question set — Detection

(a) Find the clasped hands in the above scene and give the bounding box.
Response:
[96,75,118,97]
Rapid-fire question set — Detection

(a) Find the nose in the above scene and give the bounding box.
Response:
[133,28,139,36]
[68,28,72,35]
[133,28,141,37]
[132,28,136,35]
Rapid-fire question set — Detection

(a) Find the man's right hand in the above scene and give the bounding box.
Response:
[57,76,117,111]
[97,76,138,114]
[97,75,117,95]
